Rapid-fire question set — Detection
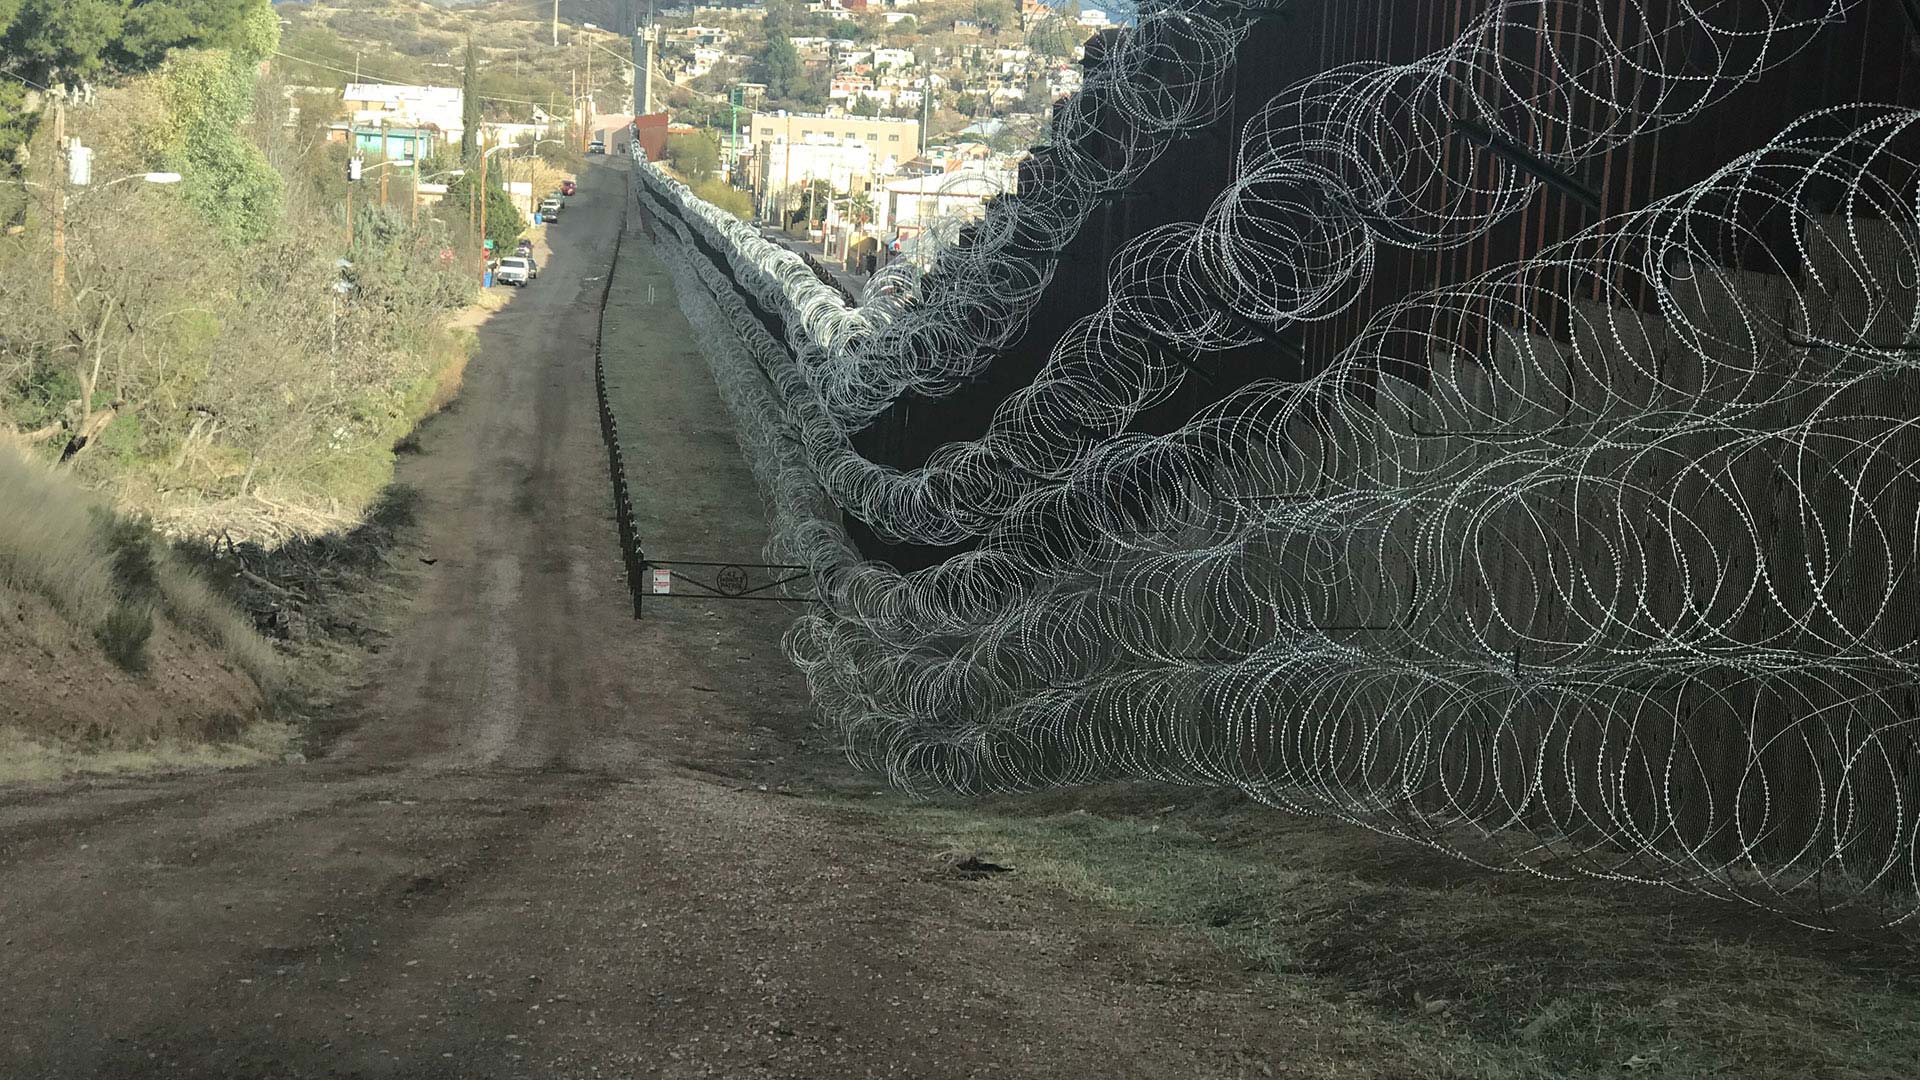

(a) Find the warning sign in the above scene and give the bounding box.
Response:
[651,568,672,595]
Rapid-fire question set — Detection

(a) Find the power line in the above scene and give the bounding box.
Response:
[0,65,51,92]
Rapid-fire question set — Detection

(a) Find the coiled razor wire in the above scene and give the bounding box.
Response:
[660,0,1862,548]
[624,36,1920,927]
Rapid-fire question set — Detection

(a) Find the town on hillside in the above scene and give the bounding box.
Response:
[277,0,1108,277]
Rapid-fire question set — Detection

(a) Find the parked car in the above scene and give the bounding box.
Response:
[495,256,534,287]
[561,179,577,196]
[538,197,563,222]
[588,139,606,154]
[514,238,534,258]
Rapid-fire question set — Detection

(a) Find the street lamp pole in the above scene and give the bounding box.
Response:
[29,116,183,303]
[50,98,66,297]
[476,142,517,283]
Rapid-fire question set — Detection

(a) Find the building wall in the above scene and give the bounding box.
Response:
[746,112,921,166]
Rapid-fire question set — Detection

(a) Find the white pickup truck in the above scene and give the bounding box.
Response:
[495,256,535,287]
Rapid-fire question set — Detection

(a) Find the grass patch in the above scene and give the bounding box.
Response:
[0,722,298,785]
[857,791,1920,1079]
[1,448,278,689]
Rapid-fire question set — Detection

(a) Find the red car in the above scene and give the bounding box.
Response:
[561,179,577,196]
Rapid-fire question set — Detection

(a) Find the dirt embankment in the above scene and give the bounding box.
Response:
[0,448,279,780]
[0,588,263,748]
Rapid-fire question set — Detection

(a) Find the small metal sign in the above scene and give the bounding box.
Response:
[633,558,814,617]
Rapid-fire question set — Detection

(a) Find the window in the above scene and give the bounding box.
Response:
[846,132,857,139]
[759,127,773,135]
[888,134,900,142]
[801,129,813,137]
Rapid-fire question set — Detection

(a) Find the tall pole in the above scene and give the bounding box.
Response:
[552,0,560,48]
[346,178,354,252]
[478,148,490,281]
[920,73,932,155]
[50,95,67,300]
[411,165,419,227]
[641,28,657,116]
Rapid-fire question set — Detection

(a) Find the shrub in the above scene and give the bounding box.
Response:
[694,178,753,220]
[97,602,154,673]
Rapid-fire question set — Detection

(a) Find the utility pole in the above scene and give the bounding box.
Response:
[640,25,658,116]
[477,148,491,282]
[920,73,932,155]
[50,94,66,300]
[553,0,560,48]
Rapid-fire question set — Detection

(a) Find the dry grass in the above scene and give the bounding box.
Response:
[0,448,279,691]
[0,723,298,785]
[859,788,1920,1079]
[421,325,478,417]
[0,447,122,628]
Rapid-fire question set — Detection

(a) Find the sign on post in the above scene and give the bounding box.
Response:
[651,568,673,595]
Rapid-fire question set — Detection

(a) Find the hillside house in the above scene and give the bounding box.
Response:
[342,83,464,145]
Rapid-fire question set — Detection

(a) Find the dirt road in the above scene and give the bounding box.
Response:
[0,158,1339,1079]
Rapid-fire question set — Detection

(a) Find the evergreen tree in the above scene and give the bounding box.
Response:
[460,36,481,167]
[760,35,801,102]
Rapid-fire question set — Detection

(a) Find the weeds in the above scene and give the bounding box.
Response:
[860,791,1920,1080]
[95,603,154,673]
[1,447,277,687]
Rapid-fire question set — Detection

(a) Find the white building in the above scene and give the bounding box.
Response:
[689,47,725,78]
[342,83,465,143]
[874,161,1015,234]
[870,48,916,70]
[758,140,899,221]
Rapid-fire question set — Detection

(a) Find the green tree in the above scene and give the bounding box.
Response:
[441,170,521,255]
[665,131,719,185]
[460,36,481,167]
[114,0,274,67]
[155,42,285,243]
[0,0,124,82]
[759,34,802,101]
[1,0,272,83]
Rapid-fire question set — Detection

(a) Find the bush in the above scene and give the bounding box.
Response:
[97,602,155,673]
[666,131,721,185]
[694,178,752,220]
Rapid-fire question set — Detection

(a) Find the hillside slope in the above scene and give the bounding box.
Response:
[0,449,282,781]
